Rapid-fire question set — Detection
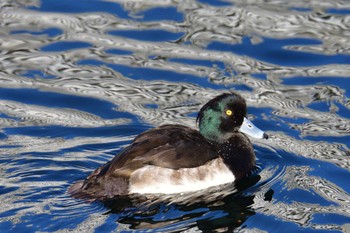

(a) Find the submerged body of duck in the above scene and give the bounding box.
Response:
[69,92,268,201]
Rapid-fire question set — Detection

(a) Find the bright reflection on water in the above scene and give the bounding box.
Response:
[1,0,350,232]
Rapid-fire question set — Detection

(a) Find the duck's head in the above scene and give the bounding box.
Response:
[197,92,267,143]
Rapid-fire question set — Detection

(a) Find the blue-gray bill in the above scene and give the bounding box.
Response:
[239,117,268,139]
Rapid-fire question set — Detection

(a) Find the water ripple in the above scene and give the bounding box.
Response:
[0,100,130,127]
[1,0,350,232]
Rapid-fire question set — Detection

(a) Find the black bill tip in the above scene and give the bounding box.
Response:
[263,133,269,139]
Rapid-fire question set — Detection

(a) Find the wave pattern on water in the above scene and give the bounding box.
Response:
[0,0,350,232]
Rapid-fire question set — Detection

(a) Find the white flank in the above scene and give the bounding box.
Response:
[128,158,235,194]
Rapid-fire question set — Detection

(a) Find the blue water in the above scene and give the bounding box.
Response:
[1,0,350,232]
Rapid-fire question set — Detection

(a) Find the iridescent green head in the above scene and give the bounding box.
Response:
[197,92,267,143]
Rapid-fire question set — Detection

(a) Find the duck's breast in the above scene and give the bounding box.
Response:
[128,157,235,194]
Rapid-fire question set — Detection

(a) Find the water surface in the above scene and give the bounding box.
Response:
[1,0,350,232]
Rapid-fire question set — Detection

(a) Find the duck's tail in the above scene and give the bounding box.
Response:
[68,180,97,202]
[68,177,129,202]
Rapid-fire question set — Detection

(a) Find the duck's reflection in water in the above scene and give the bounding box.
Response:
[104,174,273,232]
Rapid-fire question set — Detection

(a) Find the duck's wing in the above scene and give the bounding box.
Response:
[105,124,218,177]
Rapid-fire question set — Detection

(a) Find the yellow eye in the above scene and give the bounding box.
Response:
[226,109,233,116]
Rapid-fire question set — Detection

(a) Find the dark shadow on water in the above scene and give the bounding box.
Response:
[102,174,272,232]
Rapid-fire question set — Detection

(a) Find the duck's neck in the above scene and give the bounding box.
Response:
[214,133,256,181]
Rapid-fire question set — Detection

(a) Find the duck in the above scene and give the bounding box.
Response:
[69,92,268,201]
